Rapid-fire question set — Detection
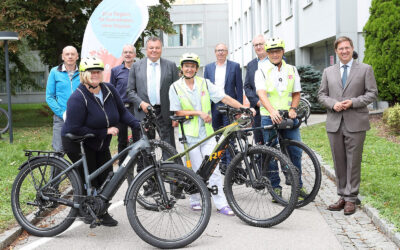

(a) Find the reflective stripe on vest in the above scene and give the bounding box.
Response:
[174,76,214,137]
[260,62,296,116]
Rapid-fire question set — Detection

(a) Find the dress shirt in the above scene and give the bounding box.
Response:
[214,60,227,92]
[110,63,130,103]
[340,58,353,79]
[146,58,161,105]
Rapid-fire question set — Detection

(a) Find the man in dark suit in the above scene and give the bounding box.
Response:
[204,43,243,170]
[244,34,268,145]
[127,36,179,147]
[318,36,378,215]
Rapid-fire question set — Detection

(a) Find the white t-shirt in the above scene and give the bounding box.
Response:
[214,61,227,92]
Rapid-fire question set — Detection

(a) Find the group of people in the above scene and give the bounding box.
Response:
[45,34,377,227]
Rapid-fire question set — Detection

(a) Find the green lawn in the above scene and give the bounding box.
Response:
[302,122,400,231]
[0,103,118,233]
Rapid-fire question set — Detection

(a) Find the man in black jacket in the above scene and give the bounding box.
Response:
[244,34,268,145]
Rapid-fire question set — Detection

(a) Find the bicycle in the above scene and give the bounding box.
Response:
[168,107,300,228]
[298,96,311,121]
[11,107,211,249]
[0,98,10,135]
[261,110,322,208]
[218,105,321,208]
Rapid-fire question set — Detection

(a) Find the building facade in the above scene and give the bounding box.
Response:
[161,1,229,76]
[228,0,372,72]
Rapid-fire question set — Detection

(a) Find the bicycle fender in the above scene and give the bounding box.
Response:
[18,155,71,170]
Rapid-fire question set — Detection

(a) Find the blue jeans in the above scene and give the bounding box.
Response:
[52,115,64,152]
[261,116,303,189]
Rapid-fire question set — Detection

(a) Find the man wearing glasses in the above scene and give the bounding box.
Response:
[244,34,269,146]
[204,43,243,173]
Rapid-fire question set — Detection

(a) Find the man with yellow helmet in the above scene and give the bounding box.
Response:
[255,37,307,201]
[169,53,253,215]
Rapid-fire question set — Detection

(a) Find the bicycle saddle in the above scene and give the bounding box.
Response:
[170,115,193,122]
[65,133,95,142]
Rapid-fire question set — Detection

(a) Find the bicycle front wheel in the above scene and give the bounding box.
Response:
[224,145,299,227]
[280,139,321,208]
[298,97,311,120]
[11,157,82,237]
[0,107,9,134]
[126,164,211,249]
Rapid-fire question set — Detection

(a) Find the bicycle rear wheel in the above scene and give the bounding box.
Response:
[126,164,211,249]
[224,145,299,227]
[11,157,82,237]
[0,107,9,134]
[280,139,321,208]
[298,97,311,120]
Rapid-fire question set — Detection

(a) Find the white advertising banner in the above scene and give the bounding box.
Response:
[81,0,149,82]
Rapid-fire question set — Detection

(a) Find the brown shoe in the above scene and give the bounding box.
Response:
[344,201,356,215]
[327,197,345,211]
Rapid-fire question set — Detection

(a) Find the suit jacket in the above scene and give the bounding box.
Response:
[126,57,179,122]
[244,58,260,108]
[204,60,243,104]
[318,61,378,133]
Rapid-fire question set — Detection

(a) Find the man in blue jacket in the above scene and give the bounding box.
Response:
[204,43,243,171]
[46,46,80,152]
[244,34,268,146]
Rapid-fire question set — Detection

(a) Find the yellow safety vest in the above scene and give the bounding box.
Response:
[173,76,214,137]
[260,61,296,116]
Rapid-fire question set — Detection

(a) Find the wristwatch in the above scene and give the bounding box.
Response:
[289,106,297,111]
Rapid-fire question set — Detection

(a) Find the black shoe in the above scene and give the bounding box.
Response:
[219,163,227,175]
[100,212,118,227]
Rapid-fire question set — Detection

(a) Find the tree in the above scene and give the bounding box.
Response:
[0,0,175,91]
[297,65,325,113]
[363,0,400,105]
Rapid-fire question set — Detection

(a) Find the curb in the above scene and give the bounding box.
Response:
[0,225,23,249]
[315,153,400,248]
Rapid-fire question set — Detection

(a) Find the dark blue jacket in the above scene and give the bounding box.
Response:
[204,60,243,104]
[110,63,131,104]
[244,58,261,108]
[62,83,140,151]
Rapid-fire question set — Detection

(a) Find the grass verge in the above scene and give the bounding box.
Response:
[302,122,400,231]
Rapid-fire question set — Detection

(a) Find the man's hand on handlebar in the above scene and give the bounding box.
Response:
[288,109,297,119]
[140,102,151,113]
[270,110,283,124]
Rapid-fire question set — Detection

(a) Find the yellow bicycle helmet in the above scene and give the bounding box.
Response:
[180,53,200,68]
[265,37,285,51]
[79,57,105,72]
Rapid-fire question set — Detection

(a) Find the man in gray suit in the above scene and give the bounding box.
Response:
[127,36,179,147]
[318,36,378,215]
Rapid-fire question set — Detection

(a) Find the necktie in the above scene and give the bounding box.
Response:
[149,62,157,105]
[342,65,348,88]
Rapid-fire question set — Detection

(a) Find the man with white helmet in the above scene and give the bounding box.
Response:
[255,38,307,201]
[169,53,253,216]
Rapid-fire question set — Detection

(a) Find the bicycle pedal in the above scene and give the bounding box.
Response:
[89,220,101,228]
[209,185,218,195]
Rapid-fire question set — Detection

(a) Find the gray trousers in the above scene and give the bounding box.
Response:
[327,121,366,202]
[52,115,64,152]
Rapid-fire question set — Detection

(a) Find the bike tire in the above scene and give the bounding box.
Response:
[0,107,9,134]
[11,157,82,237]
[298,97,311,120]
[280,139,321,208]
[224,145,299,227]
[126,164,211,249]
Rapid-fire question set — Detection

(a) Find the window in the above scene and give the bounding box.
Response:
[164,24,203,48]
[303,0,313,8]
[256,0,261,34]
[262,0,269,31]
[244,11,248,43]
[287,0,293,17]
[276,0,282,24]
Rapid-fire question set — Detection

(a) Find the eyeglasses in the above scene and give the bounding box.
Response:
[215,49,227,53]
[253,43,264,48]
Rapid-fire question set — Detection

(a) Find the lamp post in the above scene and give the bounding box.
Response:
[0,31,19,143]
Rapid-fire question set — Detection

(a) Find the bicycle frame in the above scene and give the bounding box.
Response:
[38,136,153,208]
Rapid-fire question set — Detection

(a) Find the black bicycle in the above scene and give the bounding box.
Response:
[262,110,321,208]
[11,107,211,249]
[0,98,9,135]
[218,105,321,208]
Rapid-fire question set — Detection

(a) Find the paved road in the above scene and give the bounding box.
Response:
[8,114,398,249]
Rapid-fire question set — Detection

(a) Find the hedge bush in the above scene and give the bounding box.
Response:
[383,104,400,133]
[297,65,326,113]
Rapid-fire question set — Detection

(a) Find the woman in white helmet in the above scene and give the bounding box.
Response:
[169,53,254,215]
